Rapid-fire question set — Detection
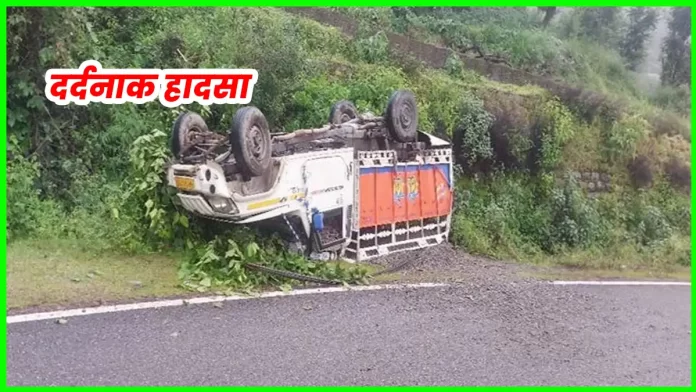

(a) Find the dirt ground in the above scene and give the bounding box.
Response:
[366,243,692,284]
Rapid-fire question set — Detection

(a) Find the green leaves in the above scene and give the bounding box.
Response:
[199,277,212,288]
[537,98,577,172]
[178,233,370,294]
[245,242,260,259]
[457,94,494,167]
[122,128,194,245]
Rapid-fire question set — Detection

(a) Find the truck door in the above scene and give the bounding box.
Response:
[303,156,351,251]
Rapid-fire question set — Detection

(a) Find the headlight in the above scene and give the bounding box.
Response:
[208,197,237,214]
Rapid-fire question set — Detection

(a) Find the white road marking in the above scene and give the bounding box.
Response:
[6,283,448,324]
[551,280,691,286]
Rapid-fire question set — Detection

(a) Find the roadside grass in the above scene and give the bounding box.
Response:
[6,239,186,310]
[523,266,692,282]
[507,234,692,282]
[528,235,692,274]
[6,236,689,312]
[5,239,381,311]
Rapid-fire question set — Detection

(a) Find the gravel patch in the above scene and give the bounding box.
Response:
[366,243,534,284]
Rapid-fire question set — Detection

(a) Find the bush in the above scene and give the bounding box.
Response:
[602,116,647,164]
[547,176,606,250]
[650,85,691,116]
[628,155,654,189]
[449,170,689,271]
[410,71,464,135]
[451,215,492,255]
[664,157,691,192]
[6,154,64,241]
[454,95,495,168]
[626,194,674,246]
[535,97,576,172]
[352,31,391,64]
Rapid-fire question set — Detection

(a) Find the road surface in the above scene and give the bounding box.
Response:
[7,281,691,386]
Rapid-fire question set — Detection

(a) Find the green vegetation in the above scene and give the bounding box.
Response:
[7,7,691,307]
[337,7,691,122]
[7,239,183,309]
[660,7,691,89]
[620,7,658,71]
[451,175,690,271]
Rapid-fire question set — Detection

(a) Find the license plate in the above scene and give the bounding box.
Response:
[174,176,195,191]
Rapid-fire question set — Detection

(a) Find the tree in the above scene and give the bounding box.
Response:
[619,7,658,71]
[538,7,557,28]
[577,7,624,48]
[661,7,691,87]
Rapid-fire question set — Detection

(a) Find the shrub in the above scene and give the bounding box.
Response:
[534,97,576,173]
[628,155,654,189]
[483,92,533,171]
[547,176,606,251]
[450,215,492,255]
[602,115,647,164]
[6,153,64,241]
[664,157,691,192]
[352,31,391,64]
[452,94,494,169]
[626,195,674,247]
[650,84,691,117]
[410,71,462,136]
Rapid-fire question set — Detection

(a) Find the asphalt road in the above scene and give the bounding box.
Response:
[7,282,691,386]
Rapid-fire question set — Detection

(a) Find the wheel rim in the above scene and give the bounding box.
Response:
[247,125,266,160]
[397,100,415,131]
[186,126,202,144]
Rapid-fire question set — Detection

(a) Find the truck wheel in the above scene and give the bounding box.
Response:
[171,112,209,158]
[329,100,358,124]
[230,106,272,177]
[384,90,418,142]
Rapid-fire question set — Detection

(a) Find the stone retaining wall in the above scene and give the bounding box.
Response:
[284,7,602,101]
[283,7,688,138]
[572,171,612,193]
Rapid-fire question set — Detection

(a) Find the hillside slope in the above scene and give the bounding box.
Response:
[7,7,691,296]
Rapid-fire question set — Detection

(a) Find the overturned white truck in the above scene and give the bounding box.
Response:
[166,90,454,262]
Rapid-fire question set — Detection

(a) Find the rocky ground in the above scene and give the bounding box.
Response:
[8,239,688,316]
[366,243,539,284]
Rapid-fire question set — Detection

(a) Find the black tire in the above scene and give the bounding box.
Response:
[171,112,209,158]
[328,100,358,125]
[384,90,418,142]
[229,106,272,177]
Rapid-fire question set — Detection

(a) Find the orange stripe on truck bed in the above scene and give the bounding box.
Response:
[358,164,452,228]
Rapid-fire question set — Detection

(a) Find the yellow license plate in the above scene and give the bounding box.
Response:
[174,176,195,191]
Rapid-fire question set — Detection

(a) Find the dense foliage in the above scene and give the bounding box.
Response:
[6,7,691,291]
[660,7,691,88]
[340,7,690,116]
[620,7,658,71]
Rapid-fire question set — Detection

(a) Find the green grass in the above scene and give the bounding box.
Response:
[6,235,690,312]
[530,237,691,272]
[523,266,692,282]
[5,239,384,311]
[7,240,186,310]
